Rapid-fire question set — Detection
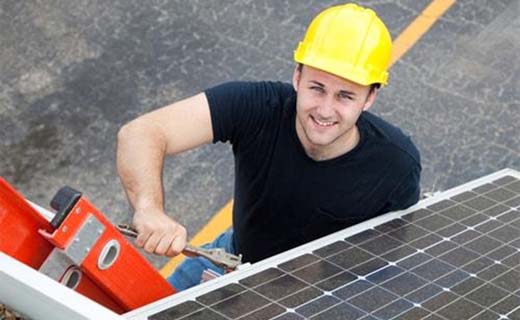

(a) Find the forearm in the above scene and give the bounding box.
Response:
[116,119,167,213]
[115,94,212,256]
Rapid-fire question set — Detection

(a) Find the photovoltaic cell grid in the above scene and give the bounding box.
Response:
[146,171,520,320]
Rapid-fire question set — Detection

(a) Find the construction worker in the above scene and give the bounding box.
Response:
[117,3,421,290]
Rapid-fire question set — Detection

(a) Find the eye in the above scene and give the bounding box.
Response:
[310,86,325,94]
[338,92,354,100]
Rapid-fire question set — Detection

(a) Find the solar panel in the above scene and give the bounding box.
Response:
[128,169,520,320]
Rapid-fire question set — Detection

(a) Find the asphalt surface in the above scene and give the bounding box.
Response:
[1,0,519,268]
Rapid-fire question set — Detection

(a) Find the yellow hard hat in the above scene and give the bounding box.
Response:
[294,3,392,86]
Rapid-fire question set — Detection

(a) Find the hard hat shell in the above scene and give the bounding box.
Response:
[294,3,392,86]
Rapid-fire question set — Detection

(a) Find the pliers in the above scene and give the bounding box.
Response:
[116,224,242,272]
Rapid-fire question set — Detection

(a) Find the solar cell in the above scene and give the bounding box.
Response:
[129,169,520,320]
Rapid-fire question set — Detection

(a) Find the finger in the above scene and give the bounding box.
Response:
[169,233,187,256]
[135,230,151,248]
[165,245,177,257]
[155,234,175,256]
[143,232,162,253]
[165,237,187,257]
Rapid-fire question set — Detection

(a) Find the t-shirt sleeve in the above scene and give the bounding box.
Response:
[205,81,291,147]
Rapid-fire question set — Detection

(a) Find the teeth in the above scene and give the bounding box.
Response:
[314,118,335,127]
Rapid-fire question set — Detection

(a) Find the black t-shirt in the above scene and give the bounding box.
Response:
[206,81,421,263]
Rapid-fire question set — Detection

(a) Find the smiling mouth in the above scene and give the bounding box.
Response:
[311,115,336,127]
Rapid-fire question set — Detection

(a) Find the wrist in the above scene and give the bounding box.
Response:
[134,204,165,216]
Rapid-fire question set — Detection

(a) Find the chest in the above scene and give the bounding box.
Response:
[247,127,394,216]
[234,109,405,218]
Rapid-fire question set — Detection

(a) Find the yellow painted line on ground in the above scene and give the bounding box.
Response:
[390,0,456,66]
[160,0,456,277]
[160,200,233,277]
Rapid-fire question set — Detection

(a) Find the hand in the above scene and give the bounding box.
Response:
[132,208,187,257]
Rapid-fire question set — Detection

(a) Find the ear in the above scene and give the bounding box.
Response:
[362,87,378,111]
[292,65,302,92]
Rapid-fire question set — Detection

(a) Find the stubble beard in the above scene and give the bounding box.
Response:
[296,114,356,161]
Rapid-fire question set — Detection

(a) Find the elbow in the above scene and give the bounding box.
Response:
[116,122,138,167]
[117,119,147,147]
[117,118,167,153]
[117,121,135,146]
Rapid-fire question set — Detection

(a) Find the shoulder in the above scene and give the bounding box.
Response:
[205,81,295,144]
[205,81,294,107]
[359,112,421,165]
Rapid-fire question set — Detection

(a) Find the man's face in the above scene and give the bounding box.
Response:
[293,65,377,160]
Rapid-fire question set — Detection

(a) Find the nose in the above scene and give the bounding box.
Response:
[316,96,335,118]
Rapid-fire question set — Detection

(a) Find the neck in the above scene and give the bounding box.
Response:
[299,125,360,161]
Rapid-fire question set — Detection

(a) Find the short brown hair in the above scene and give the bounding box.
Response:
[297,63,380,93]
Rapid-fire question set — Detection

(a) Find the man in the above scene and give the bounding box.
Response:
[117,3,421,290]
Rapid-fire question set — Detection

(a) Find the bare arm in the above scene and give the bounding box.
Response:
[116,93,213,256]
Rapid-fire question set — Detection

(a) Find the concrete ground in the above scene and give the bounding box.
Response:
[1,0,519,269]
